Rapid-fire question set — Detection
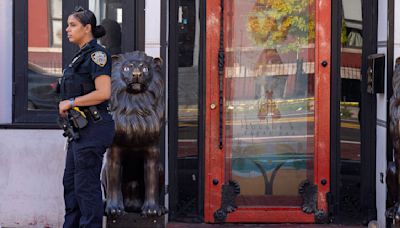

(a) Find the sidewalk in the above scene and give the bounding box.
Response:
[167,223,365,228]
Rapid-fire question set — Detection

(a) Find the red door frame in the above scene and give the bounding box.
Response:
[204,0,331,223]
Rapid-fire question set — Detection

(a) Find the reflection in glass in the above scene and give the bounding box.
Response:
[90,0,122,55]
[340,0,362,161]
[225,0,315,207]
[339,0,362,220]
[176,0,200,218]
[27,0,62,110]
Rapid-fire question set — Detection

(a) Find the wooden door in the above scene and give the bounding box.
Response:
[204,0,331,223]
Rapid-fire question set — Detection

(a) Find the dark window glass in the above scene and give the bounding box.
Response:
[90,0,122,55]
[27,0,62,110]
[90,0,144,53]
[339,0,363,222]
[13,0,144,125]
[176,0,200,219]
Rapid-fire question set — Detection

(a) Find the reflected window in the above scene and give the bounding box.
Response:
[89,0,143,54]
[340,0,362,167]
[90,0,122,55]
[27,0,62,110]
[15,0,143,123]
[342,0,362,48]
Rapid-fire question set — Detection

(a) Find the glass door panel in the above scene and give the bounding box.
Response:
[225,0,315,207]
[338,0,363,222]
[176,0,201,219]
[27,0,62,110]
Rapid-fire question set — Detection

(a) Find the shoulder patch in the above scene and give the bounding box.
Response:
[91,51,107,67]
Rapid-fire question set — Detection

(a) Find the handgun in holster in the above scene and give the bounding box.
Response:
[58,107,88,142]
[69,107,88,129]
[58,116,80,142]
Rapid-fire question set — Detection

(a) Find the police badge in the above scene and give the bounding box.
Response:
[91,51,107,67]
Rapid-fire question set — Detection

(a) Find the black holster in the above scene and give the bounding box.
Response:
[84,106,103,122]
[69,109,88,129]
[58,109,88,142]
[58,117,80,142]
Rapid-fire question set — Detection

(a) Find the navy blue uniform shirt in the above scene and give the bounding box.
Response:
[61,39,112,110]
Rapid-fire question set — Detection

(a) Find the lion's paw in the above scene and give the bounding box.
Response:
[105,199,125,218]
[141,201,167,217]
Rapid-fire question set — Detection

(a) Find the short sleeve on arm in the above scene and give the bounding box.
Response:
[89,51,112,80]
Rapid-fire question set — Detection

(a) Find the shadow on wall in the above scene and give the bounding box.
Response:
[0,130,66,227]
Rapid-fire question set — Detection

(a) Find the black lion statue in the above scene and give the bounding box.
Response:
[388,57,400,222]
[102,51,165,218]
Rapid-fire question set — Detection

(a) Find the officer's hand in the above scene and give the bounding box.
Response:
[59,100,71,117]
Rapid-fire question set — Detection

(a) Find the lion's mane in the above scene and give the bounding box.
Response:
[390,60,400,153]
[110,51,164,145]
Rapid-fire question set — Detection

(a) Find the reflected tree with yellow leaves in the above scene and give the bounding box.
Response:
[247,0,315,54]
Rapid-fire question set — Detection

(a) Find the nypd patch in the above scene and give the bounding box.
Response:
[91,51,107,67]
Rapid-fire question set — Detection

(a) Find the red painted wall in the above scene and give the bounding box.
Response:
[28,0,49,47]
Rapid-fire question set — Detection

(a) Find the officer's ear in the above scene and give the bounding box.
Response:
[84,24,92,35]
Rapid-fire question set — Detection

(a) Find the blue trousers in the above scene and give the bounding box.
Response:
[63,112,114,228]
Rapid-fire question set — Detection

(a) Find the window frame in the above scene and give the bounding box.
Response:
[13,0,86,125]
[167,0,206,221]
[330,0,379,223]
[12,0,144,127]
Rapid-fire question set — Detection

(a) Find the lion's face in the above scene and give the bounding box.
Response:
[120,60,151,94]
[113,52,162,95]
[111,51,164,145]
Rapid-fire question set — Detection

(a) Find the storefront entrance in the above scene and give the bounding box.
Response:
[168,0,378,224]
[204,0,331,223]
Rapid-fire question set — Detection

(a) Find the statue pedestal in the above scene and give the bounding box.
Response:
[107,213,165,228]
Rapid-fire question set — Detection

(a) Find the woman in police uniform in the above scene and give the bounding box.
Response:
[59,7,114,228]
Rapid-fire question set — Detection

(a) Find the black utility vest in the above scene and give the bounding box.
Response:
[60,47,96,100]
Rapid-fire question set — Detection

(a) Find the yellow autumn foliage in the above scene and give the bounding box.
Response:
[247,0,315,53]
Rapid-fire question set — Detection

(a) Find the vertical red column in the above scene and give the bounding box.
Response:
[314,0,331,212]
[204,0,223,223]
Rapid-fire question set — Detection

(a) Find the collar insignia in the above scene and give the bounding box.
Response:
[91,51,107,67]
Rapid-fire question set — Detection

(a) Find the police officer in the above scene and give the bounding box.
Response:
[59,6,115,228]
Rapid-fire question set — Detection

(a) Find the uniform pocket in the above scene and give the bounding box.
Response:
[95,118,115,147]
[74,146,103,170]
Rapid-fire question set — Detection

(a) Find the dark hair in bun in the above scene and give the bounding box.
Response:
[71,6,106,38]
[92,25,106,38]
